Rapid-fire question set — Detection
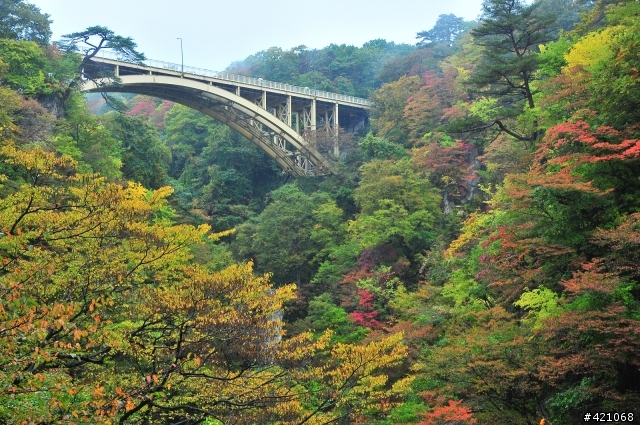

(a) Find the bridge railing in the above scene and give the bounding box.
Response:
[95,51,373,107]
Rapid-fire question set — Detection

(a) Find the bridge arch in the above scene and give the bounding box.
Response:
[83,75,333,176]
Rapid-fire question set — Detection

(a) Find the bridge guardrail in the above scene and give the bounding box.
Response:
[95,51,373,107]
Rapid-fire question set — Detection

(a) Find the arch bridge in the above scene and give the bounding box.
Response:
[81,55,372,176]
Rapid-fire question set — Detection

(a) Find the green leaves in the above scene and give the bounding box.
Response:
[349,157,440,256]
[358,132,407,161]
[514,286,562,329]
[234,185,326,284]
[0,0,51,45]
[0,39,49,95]
[103,113,170,189]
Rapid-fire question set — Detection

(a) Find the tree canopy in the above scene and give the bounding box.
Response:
[0,0,51,45]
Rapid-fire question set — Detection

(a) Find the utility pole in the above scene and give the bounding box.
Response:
[177,37,183,76]
[312,49,317,97]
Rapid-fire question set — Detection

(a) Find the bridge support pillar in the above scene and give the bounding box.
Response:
[287,95,292,127]
[310,99,316,131]
[334,103,340,157]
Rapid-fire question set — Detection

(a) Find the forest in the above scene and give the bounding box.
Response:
[0,0,639,423]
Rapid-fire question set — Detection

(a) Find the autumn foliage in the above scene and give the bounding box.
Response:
[0,147,408,424]
[3,0,640,423]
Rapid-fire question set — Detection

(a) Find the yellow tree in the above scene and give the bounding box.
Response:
[0,145,408,424]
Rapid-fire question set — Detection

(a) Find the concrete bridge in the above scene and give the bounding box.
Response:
[81,55,372,176]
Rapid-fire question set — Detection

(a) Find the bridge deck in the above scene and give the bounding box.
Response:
[90,52,373,109]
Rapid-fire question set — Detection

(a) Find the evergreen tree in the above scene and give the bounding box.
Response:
[470,0,557,141]
[417,14,467,46]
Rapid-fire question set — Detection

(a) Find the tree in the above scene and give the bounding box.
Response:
[468,0,557,142]
[417,14,468,46]
[162,104,281,229]
[52,91,123,179]
[59,25,146,65]
[0,85,21,142]
[0,38,49,96]
[370,75,421,146]
[103,113,170,189]
[350,157,441,255]
[0,0,51,45]
[58,26,146,111]
[588,13,640,128]
[404,70,459,142]
[0,145,409,424]
[358,132,407,161]
[234,185,327,285]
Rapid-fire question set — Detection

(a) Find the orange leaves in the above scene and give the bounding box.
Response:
[419,399,477,425]
[561,261,619,294]
[72,328,88,341]
[92,386,105,398]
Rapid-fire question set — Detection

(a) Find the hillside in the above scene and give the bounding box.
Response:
[1,0,639,424]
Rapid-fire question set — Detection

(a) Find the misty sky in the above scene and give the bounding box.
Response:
[29,0,485,72]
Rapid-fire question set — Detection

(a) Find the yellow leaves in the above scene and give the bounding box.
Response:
[274,332,409,423]
[391,375,416,395]
[278,330,332,363]
[564,26,620,72]
[329,332,406,380]
[208,228,236,241]
[0,145,75,177]
[0,146,415,424]
[446,213,483,256]
[146,185,173,206]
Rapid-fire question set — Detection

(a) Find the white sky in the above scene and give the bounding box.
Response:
[30,0,484,72]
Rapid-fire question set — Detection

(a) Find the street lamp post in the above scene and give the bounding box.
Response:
[177,37,183,76]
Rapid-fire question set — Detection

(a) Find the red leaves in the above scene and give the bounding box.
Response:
[349,310,383,329]
[404,69,461,142]
[125,100,155,119]
[349,290,383,329]
[412,140,477,199]
[357,289,375,309]
[125,99,174,129]
[561,212,640,295]
[536,121,640,170]
[418,399,477,425]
